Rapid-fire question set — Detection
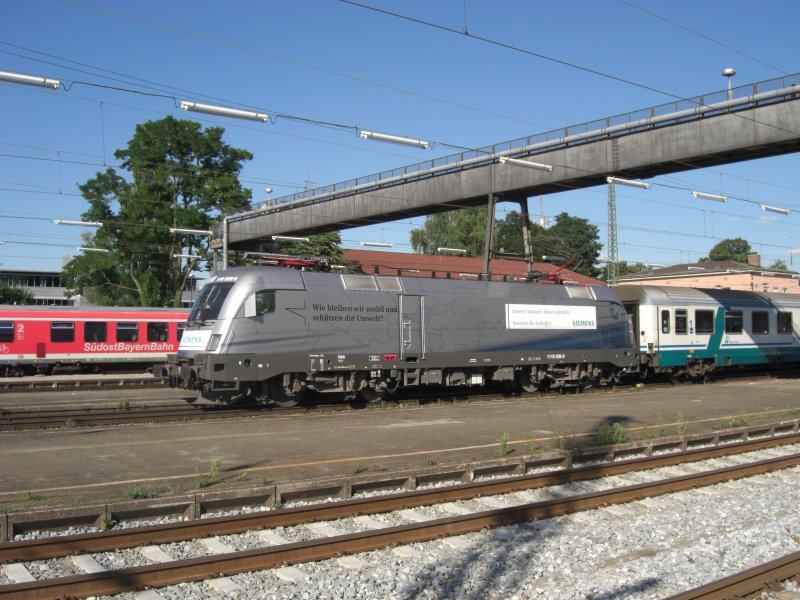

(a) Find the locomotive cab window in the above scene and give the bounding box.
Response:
[255,290,275,315]
[177,323,185,341]
[695,310,714,335]
[116,322,138,342]
[675,309,688,335]
[243,290,276,318]
[84,322,107,343]
[752,311,769,335]
[147,322,168,342]
[0,321,13,342]
[778,311,793,334]
[724,310,743,334]
[51,321,75,343]
[660,310,670,334]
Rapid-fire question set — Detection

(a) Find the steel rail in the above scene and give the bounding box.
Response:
[0,407,249,431]
[665,551,800,599]
[1,434,797,563]
[0,452,797,599]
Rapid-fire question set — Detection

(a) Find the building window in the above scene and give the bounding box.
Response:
[51,321,75,343]
[724,310,743,334]
[778,312,793,334]
[84,322,107,343]
[0,321,13,343]
[752,311,769,335]
[660,310,670,334]
[675,309,688,335]
[695,310,714,335]
[116,322,139,342]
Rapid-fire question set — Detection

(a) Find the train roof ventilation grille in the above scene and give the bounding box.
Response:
[341,274,379,291]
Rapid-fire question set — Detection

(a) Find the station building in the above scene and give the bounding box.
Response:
[616,255,800,293]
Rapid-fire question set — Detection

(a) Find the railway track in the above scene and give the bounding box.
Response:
[1,435,797,599]
[667,551,800,599]
[0,371,777,432]
[0,404,269,431]
[0,375,166,392]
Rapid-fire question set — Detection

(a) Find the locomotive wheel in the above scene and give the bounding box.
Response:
[358,387,385,404]
[269,379,304,408]
[518,370,539,393]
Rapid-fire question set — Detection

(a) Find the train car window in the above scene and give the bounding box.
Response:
[147,322,168,342]
[255,290,276,315]
[341,274,378,291]
[177,323,185,341]
[84,322,107,343]
[675,309,688,335]
[0,321,13,342]
[695,310,714,335]
[752,311,769,335]
[724,310,743,334]
[376,276,403,292]
[117,322,139,342]
[778,312,793,334]
[51,321,75,343]
[660,310,670,334]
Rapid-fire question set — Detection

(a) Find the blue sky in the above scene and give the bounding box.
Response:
[2,0,799,274]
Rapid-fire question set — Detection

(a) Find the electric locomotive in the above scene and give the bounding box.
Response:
[157,267,638,405]
[615,285,800,379]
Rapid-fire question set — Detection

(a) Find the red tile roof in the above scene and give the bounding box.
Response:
[342,249,603,286]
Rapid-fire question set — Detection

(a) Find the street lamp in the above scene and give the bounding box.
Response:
[54,219,103,227]
[77,247,110,254]
[272,235,309,242]
[437,247,467,254]
[358,130,430,149]
[360,241,394,247]
[497,156,553,172]
[180,101,269,123]
[722,68,736,100]
[170,227,212,236]
[606,176,651,190]
[0,69,60,89]
[760,204,791,216]
[692,191,727,202]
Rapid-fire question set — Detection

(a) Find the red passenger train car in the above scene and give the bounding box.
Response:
[0,305,188,376]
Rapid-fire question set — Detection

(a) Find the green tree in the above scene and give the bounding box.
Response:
[617,261,652,277]
[768,258,790,271]
[547,212,602,278]
[700,238,752,263]
[410,207,602,277]
[0,283,34,304]
[63,117,253,306]
[410,207,488,257]
[272,232,346,267]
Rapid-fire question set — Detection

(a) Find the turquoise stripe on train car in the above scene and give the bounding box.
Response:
[655,306,800,368]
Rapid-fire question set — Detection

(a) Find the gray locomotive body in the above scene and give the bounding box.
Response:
[159,267,637,405]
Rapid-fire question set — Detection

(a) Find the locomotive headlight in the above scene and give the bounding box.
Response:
[206,334,222,352]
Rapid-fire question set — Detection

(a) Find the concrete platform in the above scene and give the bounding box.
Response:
[0,377,798,510]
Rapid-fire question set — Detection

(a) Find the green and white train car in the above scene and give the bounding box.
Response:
[615,285,800,378]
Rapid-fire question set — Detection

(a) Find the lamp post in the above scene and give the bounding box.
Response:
[722,68,736,100]
[0,70,60,89]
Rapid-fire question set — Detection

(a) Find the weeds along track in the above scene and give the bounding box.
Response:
[1,434,798,599]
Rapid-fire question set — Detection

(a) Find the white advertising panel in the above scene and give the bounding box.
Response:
[506,304,597,330]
